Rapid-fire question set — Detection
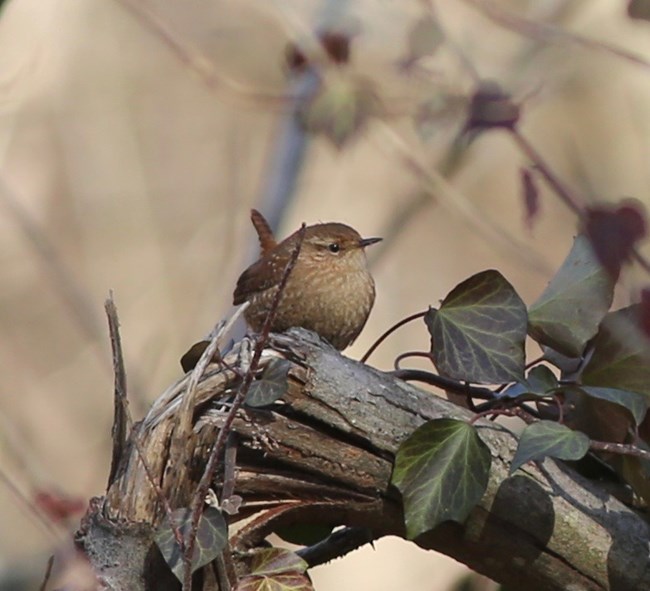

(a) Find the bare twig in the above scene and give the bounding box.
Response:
[221,433,238,506]
[113,0,286,106]
[510,129,583,216]
[105,294,132,487]
[511,129,650,273]
[464,0,650,73]
[182,224,307,590]
[590,440,650,461]
[0,466,63,543]
[372,121,552,275]
[38,555,54,591]
[0,179,105,360]
[104,295,184,554]
[177,304,250,444]
[0,177,148,413]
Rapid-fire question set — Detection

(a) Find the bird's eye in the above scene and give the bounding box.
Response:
[327,243,340,253]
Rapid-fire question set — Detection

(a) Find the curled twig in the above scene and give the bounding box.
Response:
[361,311,428,363]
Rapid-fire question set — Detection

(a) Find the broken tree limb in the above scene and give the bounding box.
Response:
[76,328,650,591]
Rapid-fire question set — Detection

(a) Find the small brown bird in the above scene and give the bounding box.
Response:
[180,210,381,372]
[234,209,381,350]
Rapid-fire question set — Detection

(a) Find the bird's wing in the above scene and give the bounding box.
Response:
[232,253,283,304]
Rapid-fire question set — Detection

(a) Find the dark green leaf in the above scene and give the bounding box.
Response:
[425,270,527,384]
[510,421,589,475]
[541,345,582,376]
[501,366,557,399]
[154,507,228,581]
[525,365,558,395]
[578,386,648,425]
[528,234,614,356]
[246,358,292,407]
[235,549,313,591]
[391,419,491,539]
[582,305,650,396]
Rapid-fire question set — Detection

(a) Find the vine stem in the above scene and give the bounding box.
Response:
[389,369,494,400]
[360,310,428,364]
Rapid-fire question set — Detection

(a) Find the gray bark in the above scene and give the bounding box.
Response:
[75,328,650,591]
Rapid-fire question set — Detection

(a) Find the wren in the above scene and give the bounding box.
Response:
[234,209,381,350]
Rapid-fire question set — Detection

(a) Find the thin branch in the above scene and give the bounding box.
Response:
[105,295,184,554]
[182,224,307,590]
[38,555,54,591]
[178,304,250,444]
[114,0,286,106]
[464,0,650,73]
[590,440,650,461]
[0,466,64,544]
[424,0,481,83]
[510,129,583,216]
[372,121,552,275]
[221,433,238,505]
[105,294,132,487]
[511,129,650,273]
[0,180,105,355]
[0,177,148,413]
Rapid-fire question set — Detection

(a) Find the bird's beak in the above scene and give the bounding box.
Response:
[359,237,383,248]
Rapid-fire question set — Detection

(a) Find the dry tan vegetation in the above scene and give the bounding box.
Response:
[1,1,650,589]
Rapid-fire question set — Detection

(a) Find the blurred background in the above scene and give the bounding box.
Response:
[2,0,650,589]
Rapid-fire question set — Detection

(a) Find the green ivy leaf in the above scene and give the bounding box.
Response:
[581,305,650,396]
[425,270,527,384]
[525,365,558,395]
[541,345,583,376]
[391,419,491,539]
[528,234,614,357]
[246,358,292,407]
[578,386,648,425]
[235,572,313,591]
[235,549,312,591]
[154,507,228,581]
[501,365,558,399]
[510,421,590,475]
